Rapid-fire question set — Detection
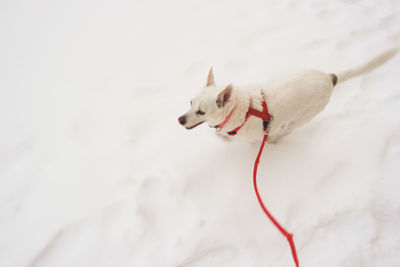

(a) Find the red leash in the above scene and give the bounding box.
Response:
[253,134,299,267]
[216,91,299,266]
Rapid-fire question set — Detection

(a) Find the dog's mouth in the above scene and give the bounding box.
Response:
[185,121,204,130]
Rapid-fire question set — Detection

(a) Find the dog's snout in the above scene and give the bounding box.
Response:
[178,115,186,125]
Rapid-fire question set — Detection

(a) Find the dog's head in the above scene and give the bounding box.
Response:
[178,68,233,130]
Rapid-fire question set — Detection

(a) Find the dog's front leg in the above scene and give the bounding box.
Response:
[267,135,281,144]
[215,131,232,142]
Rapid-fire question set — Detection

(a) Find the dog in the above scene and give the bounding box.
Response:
[178,47,399,143]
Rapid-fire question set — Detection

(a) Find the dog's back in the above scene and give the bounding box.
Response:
[255,70,334,142]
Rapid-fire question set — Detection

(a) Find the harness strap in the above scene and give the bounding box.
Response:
[218,92,271,135]
[217,108,235,130]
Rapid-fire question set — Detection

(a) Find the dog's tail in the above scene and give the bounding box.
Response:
[330,46,399,86]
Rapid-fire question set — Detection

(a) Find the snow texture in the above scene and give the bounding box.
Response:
[1,0,400,266]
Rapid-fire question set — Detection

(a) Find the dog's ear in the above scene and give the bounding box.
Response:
[206,67,215,86]
[216,84,233,107]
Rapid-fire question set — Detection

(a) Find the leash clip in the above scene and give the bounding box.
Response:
[263,115,273,135]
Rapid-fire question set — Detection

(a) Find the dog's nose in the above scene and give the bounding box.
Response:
[178,115,186,125]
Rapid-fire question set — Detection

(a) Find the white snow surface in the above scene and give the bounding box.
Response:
[1,0,400,266]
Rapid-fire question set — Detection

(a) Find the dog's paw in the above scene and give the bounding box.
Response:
[215,131,232,142]
[267,135,281,144]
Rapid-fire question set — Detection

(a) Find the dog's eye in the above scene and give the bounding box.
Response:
[196,110,205,115]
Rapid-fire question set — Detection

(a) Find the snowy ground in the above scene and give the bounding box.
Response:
[1,0,400,266]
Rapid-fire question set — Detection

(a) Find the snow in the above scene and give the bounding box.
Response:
[1,0,400,266]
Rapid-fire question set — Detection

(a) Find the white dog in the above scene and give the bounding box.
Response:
[178,48,399,143]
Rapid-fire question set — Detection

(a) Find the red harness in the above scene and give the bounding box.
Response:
[216,92,300,267]
[216,93,272,135]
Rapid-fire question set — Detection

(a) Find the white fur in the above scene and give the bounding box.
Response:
[179,47,399,143]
